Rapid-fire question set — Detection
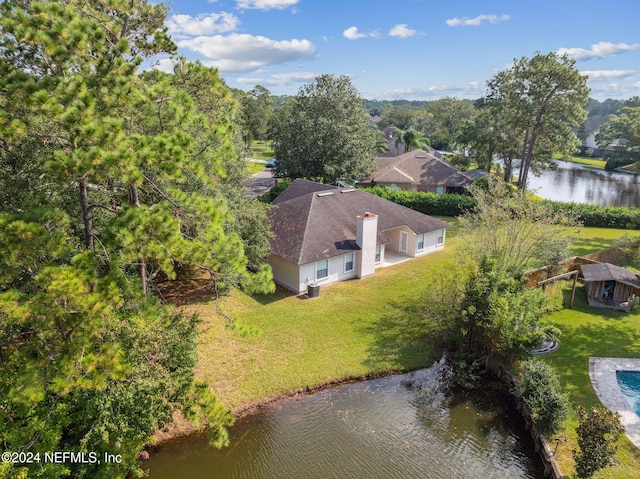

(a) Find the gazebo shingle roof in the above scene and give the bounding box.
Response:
[581,263,640,288]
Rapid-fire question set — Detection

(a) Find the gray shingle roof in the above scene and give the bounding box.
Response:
[269,179,450,265]
[581,263,640,288]
[364,149,473,187]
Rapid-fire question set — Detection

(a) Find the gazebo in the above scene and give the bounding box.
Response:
[580,262,640,312]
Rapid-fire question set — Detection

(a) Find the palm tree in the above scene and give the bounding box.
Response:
[392,128,430,153]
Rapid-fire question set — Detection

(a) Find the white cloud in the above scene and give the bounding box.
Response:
[379,82,484,99]
[343,26,379,40]
[446,14,510,27]
[389,24,417,38]
[237,72,318,86]
[167,13,239,38]
[151,58,176,73]
[177,34,315,74]
[558,41,640,61]
[236,0,299,10]
[589,81,640,99]
[581,70,635,81]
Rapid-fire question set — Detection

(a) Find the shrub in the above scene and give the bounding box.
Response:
[260,178,292,203]
[515,359,570,436]
[363,186,640,229]
[362,187,477,216]
[573,406,624,478]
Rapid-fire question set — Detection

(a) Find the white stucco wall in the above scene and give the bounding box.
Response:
[269,254,302,293]
[415,228,446,256]
[383,226,415,255]
[270,253,359,294]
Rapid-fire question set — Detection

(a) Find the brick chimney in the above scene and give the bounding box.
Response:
[356,212,377,278]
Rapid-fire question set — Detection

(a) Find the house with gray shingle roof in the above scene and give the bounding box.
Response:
[363,149,474,194]
[268,179,449,293]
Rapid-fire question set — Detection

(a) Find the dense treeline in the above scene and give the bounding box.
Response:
[0,1,272,478]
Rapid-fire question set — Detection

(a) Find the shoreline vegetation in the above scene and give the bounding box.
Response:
[155,222,640,478]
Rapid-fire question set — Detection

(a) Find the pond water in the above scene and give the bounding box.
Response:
[524,160,640,207]
[144,364,544,479]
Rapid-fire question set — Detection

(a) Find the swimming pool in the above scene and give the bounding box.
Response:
[617,371,640,417]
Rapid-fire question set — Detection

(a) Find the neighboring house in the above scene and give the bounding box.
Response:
[363,149,474,194]
[268,179,450,294]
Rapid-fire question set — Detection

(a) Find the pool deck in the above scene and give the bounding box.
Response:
[589,357,640,449]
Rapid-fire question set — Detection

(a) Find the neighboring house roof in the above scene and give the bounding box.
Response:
[464,168,490,181]
[581,263,640,288]
[269,179,450,265]
[364,149,473,188]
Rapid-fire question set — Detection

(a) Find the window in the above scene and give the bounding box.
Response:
[436,229,444,246]
[417,234,425,252]
[436,185,444,194]
[375,245,382,263]
[344,253,354,273]
[316,259,329,280]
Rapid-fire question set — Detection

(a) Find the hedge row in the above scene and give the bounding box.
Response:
[362,187,640,229]
[362,187,477,216]
[544,200,640,229]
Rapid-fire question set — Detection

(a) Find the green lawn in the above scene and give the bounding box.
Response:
[168,219,640,476]
[555,154,607,169]
[246,160,265,174]
[189,245,454,410]
[542,293,640,478]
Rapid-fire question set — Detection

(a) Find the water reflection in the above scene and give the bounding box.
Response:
[144,366,544,479]
[526,160,640,207]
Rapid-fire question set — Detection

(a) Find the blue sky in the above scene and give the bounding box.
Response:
[157,0,640,101]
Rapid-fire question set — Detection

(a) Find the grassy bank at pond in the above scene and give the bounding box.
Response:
[555,154,607,170]
[166,219,639,476]
[187,241,455,411]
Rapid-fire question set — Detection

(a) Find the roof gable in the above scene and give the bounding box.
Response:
[366,149,472,187]
[269,181,450,265]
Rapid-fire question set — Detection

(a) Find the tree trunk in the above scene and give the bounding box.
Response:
[517,130,528,190]
[79,177,94,249]
[504,156,513,183]
[129,185,148,297]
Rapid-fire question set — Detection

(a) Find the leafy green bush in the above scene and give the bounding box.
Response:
[573,406,624,478]
[515,359,570,436]
[360,186,640,230]
[362,187,477,216]
[260,178,292,203]
[540,201,640,229]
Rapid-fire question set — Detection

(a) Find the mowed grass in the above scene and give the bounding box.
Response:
[542,292,640,478]
[170,215,640,475]
[188,241,457,411]
[572,226,640,257]
[555,154,607,169]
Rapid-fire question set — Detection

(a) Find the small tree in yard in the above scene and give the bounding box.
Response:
[573,406,624,478]
[516,359,570,436]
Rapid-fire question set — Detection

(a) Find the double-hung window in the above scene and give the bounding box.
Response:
[316,259,329,280]
[436,229,444,246]
[344,253,354,273]
[375,245,382,264]
[417,234,425,252]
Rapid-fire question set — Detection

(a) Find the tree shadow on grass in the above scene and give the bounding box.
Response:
[358,298,442,372]
[545,286,640,407]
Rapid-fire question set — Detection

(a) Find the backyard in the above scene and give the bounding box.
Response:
[165,222,640,478]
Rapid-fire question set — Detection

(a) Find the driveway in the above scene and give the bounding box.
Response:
[244,168,276,198]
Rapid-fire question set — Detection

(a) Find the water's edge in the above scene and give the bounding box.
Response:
[146,361,564,478]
